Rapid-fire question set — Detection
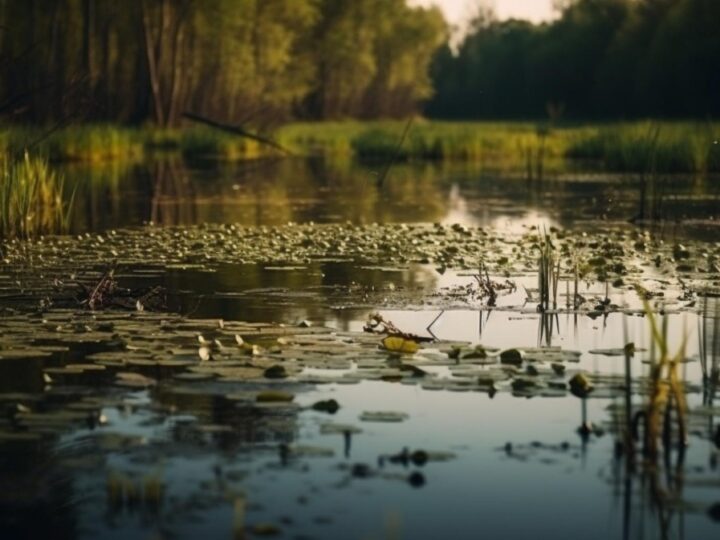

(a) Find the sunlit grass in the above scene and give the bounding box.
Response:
[1,121,718,173]
[177,128,263,160]
[566,121,720,173]
[291,121,568,164]
[0,125,143,162]
[282,120,720,174]
[0,153,74,238]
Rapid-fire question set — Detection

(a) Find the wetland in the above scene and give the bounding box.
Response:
[1,154,719,539]
[3,0,720,536]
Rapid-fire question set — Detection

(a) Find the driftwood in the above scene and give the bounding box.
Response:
[183,111,293,155]
[363,312,433,343]
[75,263,166,311]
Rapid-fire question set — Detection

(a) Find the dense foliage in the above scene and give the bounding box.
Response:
[0,0,446,126]
[429,0,720,119]
[1,0,718,125]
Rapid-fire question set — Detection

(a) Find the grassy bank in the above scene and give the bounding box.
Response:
[1,121,718,174]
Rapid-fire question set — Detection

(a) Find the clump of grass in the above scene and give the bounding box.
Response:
[518,124,552,181]
[1,125,144,162]
[348,121,567,166]
[566,121,720,174]
[0,153,73,238]
[43,125,144,162]
[179,128,263,160]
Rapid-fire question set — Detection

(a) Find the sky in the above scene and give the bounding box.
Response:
[411,0,556,26]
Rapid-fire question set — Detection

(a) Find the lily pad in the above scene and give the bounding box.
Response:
[360,411,409,423]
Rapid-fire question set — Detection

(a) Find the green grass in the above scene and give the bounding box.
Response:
[565,121,720,173]
[0,153,73,238]
[176,128,264,161]
[0,125,144,162]
[283,120,720,174]
[1,121,718,174]
[282,120,568,164]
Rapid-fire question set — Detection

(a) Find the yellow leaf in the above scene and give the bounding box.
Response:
[382,336,419,354]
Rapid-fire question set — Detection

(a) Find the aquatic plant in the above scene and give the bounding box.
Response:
[0,125,144,162]
[518,124,551,181]
[0,153,74,238]
[566,122,717,173]
[178,127,264,160]
[699,297,720,399]
[537,231,560,311]
[2,121,717,175]
[638,296,689,460]
[46,125,144,162]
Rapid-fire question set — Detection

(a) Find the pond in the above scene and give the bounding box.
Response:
[1,156,719,539]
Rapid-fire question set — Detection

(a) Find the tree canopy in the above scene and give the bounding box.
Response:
[1,0,718,125]
[428,0,720,119]
[0,0,446,126]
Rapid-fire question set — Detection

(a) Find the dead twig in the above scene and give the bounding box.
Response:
[183,111,293,155]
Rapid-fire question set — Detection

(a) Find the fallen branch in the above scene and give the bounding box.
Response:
[183,111,293,155]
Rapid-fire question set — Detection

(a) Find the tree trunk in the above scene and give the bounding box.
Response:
[141,0,165,126]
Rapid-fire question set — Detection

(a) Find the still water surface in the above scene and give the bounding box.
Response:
[1,157,719,539]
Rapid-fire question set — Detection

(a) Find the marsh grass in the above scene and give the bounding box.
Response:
[566,121,720,174]
[537,231,560,311]
[347,121,568,168]
[1,121,718,174]
[0,153,74,238]
[46,126,144,162]
[0,125,143,162]
[177,128,264,161]
[699,297,720,393]
[518,125,551,181]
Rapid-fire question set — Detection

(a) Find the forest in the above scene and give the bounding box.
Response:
[0,0,446,126]
[1,0,719,129]
[429,0,720,119]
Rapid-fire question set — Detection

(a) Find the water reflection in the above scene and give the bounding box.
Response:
[3,156,720,538]
[62,157,720,234]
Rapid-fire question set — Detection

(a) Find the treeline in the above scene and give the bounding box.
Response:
[0,0,445,127]
[429,0,720,119]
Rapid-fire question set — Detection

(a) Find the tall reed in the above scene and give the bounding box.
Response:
[699,297,720,397]
[0,153,74,238]
[640,297,688,459]
[537,231,560,311]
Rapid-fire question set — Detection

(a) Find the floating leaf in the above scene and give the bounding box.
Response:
[263,365,288,379]
[311,399,340,414]
[115,372,156,388]
[360,411,409,423]
[381,336,419,354]
[500,349,523,365]
[569,373,593,398]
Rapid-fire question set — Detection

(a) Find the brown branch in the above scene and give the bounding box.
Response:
[182,111,294,155]
[141,0,165,126]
